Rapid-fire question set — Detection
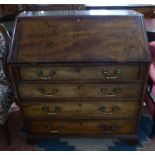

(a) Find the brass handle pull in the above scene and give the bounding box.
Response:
[38,88,58,96]
[99,105,120,115]
[99,124,117,133]
[112,105,120,112]
[47,124,64,133]
[101,88,121,97]
[48,127,60,133]
[50,130,59,133]
[103,112,113,115]
[48,112,56,115]
[44,94,56,97]
[102,69,121,79]
[41,106,61,115]
[36,68,56,80]
[106,94,115,97]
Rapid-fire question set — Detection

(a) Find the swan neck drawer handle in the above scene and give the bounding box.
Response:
[36,68,56,79]
[99,105,120,114]
[99,124,117,133]
[41,106,61,115]
[38,88,58,96]
[101,88,121,97]
[50,130,59,133]
[102,69,121,79]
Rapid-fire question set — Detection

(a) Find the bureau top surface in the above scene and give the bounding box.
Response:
[8,10,150,63]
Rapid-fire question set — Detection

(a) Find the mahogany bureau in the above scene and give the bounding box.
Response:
[7,10,150,143]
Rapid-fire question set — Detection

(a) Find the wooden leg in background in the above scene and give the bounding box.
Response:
[151,115,155,137]
[123,138,139,146]
[4,120,11,145]
[26,135,40,145]
[0,121,11,145]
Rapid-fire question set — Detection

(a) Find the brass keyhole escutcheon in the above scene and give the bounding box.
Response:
[74,67,80,73]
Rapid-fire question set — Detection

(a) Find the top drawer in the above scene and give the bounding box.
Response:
[16,64,145,81]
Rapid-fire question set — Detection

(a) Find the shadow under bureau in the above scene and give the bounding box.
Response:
[7,10,150,144]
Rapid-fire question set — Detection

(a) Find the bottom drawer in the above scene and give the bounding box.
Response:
[26,119,137,135]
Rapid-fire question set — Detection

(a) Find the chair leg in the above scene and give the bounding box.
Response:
[150,113,155,138]
[4,120,11,145]
[0,121,11,145]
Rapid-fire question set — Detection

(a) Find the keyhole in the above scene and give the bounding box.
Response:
[78,104,82,107]
[78,86,81,89]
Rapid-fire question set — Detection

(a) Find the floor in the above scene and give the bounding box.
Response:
[0,104,155,151]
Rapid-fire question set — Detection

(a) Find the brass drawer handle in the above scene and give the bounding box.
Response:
[102,69,121,79]
[102,111,113,115]
[101,88,121,97]
[74,67,80,73]
[48,124,64,133]
[99,124,117,132]
[106,94,115,97]
[36,68,56,80]
[41,106,62,115]
[48,112,56,115]
[50,130,59,133]
[103,112,113,115]
[99,105,120,115]
[38,88,58,96]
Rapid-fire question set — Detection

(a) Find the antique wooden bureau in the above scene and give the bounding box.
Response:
[7,10,150,143]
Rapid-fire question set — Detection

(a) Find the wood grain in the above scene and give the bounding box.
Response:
[18,64,143,81]
[9,11,150,63]
[22,101,139,119]
[7,11,150,140]
[18,83,143,99]
[26,119,137,135]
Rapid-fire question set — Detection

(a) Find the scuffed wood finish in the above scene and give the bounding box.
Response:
[7,11,150,141]
[26,120,136,135]
[18,64,143,81]
[23,101,139,119]
[9,10,150,63]
[18,83,143,99]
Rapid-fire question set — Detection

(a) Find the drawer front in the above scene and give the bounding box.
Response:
[26,120,136,135]
[18,65,143,81]
[23,101,139,119]
[18,83,142,99]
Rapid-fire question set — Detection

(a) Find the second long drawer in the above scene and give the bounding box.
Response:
[18,83,143,99]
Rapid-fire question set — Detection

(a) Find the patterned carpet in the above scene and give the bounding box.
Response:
[0,104,154,151]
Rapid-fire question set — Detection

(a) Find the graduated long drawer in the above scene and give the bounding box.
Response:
[16,64,145,81]
[26,119,137,135]
[23,101,139,119]
[18,83,143,99]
